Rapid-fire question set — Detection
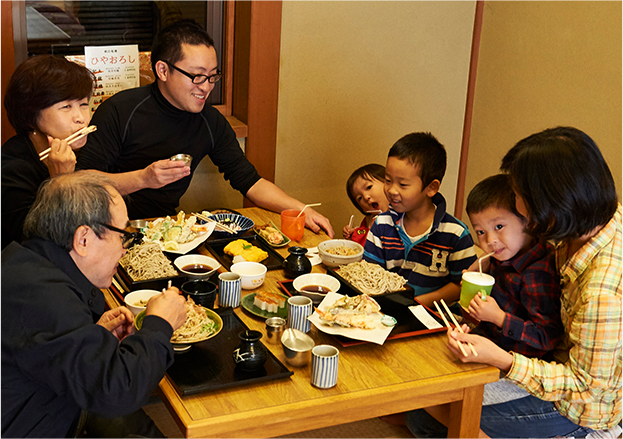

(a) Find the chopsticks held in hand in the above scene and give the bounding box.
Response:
[433,299,478,357]
[193,212,236,234]
[39,125,97,161]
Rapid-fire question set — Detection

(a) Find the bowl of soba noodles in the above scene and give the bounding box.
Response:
[135,296,223,352]
[318,239,364,267]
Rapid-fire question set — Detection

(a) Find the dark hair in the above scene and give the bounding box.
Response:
[388,132,447,188]
[151,19,214,73]
[4,55,95,135]
[346,164,386,214]
[466,174,523,219]
[23,171,119,251]
[501,126,618,241]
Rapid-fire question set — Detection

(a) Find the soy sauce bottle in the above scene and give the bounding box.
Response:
[283,246,312,278]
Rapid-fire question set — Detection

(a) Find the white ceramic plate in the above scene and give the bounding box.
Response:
[146,221,216,255]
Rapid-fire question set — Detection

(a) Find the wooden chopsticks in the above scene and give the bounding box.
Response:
[433,299,478,357]
[192,212,236,234]
[39,125,97,161]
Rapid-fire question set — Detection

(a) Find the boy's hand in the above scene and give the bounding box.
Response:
[468,292,506,328]
[342,225,355,239]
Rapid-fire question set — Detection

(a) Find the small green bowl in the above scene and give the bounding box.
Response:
[135,307,223,347]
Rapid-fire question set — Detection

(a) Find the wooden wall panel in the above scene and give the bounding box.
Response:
[2,1,17,143]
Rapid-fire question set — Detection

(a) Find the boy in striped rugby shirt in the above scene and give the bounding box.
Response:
[363,132,477,307]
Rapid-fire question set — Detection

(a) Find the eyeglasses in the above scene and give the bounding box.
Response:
[164,61,222,84]
[99,223,143,249]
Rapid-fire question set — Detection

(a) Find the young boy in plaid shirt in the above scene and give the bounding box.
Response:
[465,174,563,359]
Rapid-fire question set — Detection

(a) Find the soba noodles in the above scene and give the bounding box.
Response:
[119,241,177,281]
[171,297,217,343]
[338,260,407,295]
[325,245,359,256]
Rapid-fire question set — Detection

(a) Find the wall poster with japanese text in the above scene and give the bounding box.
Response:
[85,45,140,113]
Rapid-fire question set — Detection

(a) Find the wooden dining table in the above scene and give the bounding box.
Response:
[103,207,499,438]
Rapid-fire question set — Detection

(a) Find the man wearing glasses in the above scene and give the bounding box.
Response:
[78,20,334,238]
[1,171,186,437]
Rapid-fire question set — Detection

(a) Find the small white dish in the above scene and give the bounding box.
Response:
[230,261,267,289]
[124,289,161,315]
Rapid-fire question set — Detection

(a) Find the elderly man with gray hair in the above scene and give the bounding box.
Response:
[1,171,186,438]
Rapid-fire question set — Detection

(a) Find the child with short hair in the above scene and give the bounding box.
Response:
[342,164,389,246]
[466,174,563,358]
[364,132,477,307]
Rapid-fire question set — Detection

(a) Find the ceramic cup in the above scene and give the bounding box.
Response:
[459,271,495,310]
[287,296,312,333]
[218,272,242,308]
[311,345,339,388]
[281,209,305,241]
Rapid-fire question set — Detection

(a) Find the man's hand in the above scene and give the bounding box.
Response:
[97,306,135,341]
[46,137,77,177]
[468,292,506,328]
[447,325,513,372]
[145,287,187,330]
[305,208,335,238]
[141,159,191,189]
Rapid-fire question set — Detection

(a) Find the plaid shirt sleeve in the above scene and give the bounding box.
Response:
[507,293,621,428]
[502,261,563,352]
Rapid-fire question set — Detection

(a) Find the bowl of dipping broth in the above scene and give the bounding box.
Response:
[318,239,364,267]
[281,328,315,367]
[230,261,267,289]
[174,254,220,280]
[293,273,341,304]
[181,280,218,309]
[124,289,161,315]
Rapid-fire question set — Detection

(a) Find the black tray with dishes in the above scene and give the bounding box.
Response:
[115,262,187,293]
[278,278,446,347]
[165,307,293,396]
[204,234,285,271]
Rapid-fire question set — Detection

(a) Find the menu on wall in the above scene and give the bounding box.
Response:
[84,45,140,113]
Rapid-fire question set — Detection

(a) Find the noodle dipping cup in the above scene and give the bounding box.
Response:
[318,239,363,267]
[124,289,161,315]
[174,254,220,280]
[181,280,218,309]
[293,273,340,304]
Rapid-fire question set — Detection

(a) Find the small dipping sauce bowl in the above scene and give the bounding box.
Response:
[281,328,315,367]
[181,280,217,309]
[265,316,286,345]
[170,154,192,167]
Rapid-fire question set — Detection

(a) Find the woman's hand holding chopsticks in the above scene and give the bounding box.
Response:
[44,137,77,177]
[447,327,514,372]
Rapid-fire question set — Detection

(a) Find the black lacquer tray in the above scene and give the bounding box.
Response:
[165,307,293,396]
[204,234,285,271]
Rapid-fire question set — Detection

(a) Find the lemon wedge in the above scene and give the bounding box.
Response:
[163,241,180,251]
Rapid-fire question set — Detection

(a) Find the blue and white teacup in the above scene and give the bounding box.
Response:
[287,296,312,333]
[311,345,339,388]
[218,272,241,307]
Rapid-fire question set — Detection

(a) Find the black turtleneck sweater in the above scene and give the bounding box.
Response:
[77,82,260,219]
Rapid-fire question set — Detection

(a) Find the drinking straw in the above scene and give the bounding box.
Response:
[478,251,495,274]
[366,210,382,214]
[348,215,354,229]
[296,203,322,218]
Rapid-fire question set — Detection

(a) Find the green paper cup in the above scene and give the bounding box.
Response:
[460,272,495,310]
